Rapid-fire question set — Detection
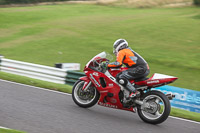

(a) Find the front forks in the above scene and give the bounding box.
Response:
[82,81,92,91]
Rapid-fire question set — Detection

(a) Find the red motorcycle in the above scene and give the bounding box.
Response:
[72,52,178,124]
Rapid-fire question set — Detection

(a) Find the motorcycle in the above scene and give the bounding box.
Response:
[72,52,178,124]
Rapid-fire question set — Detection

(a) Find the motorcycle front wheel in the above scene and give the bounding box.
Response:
[72,80,100,108]
[137,90,171,124]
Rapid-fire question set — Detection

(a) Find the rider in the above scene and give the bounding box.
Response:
[108,39,150,99]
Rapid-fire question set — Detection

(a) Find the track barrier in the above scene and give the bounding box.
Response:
[0,56,67,84]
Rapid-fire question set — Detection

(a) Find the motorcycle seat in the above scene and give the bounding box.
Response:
[134,77,149,82]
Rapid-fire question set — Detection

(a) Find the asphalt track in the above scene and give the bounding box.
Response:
[0,79,199,133]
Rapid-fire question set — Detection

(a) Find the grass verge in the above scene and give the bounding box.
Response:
[0,71,72,93]
[0,71,199,122]
[171,107,200,122]
[0,128,26,133]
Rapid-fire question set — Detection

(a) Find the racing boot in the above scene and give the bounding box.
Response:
[123,85,138,108]
[129,92,137,98]
[125,81,138,99]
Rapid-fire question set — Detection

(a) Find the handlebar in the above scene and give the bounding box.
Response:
[89,66,101,72]
[89,61,109,73]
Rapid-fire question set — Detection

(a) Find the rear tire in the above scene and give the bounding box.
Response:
[137,90,171,124]
[72,80,100,108]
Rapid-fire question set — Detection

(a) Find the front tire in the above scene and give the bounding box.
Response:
[137,90,171,124]
[72,80,100,108]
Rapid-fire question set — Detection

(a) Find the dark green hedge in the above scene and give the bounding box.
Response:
[0,0,75,5]
[194,0,200,5]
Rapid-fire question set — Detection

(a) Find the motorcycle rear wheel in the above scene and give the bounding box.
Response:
[137,90,171,124]
[72,80,100,108]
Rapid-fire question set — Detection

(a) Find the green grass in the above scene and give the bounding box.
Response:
[0,4,199,91]
[0,128,26,133]
[171,107,200,122]
[0,71,72,93]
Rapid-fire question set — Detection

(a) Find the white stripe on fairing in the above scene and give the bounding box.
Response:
[152,73,176,79]
[0,79,199,125]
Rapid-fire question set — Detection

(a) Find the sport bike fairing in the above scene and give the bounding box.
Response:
[135,73,178,87]
[72,52,178,124]
[84,69,135,111]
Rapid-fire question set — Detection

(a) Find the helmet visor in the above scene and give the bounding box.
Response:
[113,48,117,56]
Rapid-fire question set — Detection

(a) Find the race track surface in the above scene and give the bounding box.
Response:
[0,80,199,133]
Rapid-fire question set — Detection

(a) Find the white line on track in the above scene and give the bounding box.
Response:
[0,79,200,125]
[169,116,200,125]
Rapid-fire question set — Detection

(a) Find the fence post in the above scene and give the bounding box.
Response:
[0,55,4,68]
[66,71,85,86]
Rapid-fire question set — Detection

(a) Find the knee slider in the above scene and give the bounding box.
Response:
[118,78,127,85]
[116,73,128,85]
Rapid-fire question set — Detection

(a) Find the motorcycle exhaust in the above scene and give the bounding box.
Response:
[166,93,175,100]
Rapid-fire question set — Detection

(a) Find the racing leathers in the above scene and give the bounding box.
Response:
[108,47,150,95]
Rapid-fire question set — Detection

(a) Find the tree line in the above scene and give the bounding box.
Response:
[194,0,200,5]
[0,0,74,5]
[0,0,199,6]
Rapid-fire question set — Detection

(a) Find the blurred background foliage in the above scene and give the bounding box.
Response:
[0,0,71,5]
[0,0,199,6]
[194,0,200,5]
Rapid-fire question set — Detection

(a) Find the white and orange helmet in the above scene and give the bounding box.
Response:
[113,39,128,55]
